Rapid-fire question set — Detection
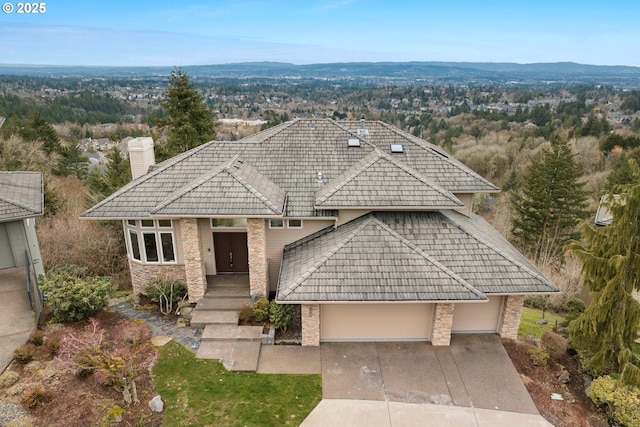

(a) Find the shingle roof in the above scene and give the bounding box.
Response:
[315,150,463,209]
[276,211,558,303]
[0,172,44,222]
[152,156,286,216]
[81,119,497,219]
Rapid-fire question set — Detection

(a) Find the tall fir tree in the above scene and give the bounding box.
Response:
[87,147,131,202]
[568,160,640,385]
[157,70,215,161]
[511,136,587,264]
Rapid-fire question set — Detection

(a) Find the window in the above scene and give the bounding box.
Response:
[212,218,247,228]
[125,220,176,264]
[160,232,176,262]
[287,219,303,228]
[129,230,141,261]
[143,233,159,262]
[269,219,284,228]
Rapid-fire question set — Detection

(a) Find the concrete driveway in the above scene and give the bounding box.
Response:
[0,268,36,373]
[301,334,554,426]
[320,334,538,413]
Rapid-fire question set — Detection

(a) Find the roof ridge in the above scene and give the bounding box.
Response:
[377,121,499,191]
[226,160,284,215]
[280,216,376,297]
[151,155,238,213]
[368,215,486,300]
[316,150,382,204]
[330,119,377,149]
[441,211,555,288]
[81,140,215,218]
[0,195,40,215]
[252,119,299,144]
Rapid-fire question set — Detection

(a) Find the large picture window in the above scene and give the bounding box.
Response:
[125,220,177,264]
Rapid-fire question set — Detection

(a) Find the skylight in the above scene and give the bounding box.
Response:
[348,138,361,147]
[390,144,404,153]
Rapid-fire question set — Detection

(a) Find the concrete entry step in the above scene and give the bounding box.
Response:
[197,297,252,311]
[202,324,263,341]
[190,310,239,328]
[204,286,251,299]
[196,340,262,372]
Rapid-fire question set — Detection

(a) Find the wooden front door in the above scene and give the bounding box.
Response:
[213,232,249,274]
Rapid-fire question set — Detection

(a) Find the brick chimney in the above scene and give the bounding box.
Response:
[128,137,155,180]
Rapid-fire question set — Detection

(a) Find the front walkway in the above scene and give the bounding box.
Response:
[0,268,36,373]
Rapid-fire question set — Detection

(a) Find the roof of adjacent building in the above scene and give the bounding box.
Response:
[276,211,558,303]
[0,172,44,222]
[81,119,498,219]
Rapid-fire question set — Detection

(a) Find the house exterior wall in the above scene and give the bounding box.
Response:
[199,219,216,275]
[181,218,207,302]
[336,209,370,226]
[498,295,525,340]
[129,261,187,298]
[431,303,454,346]
[301,304,320,346]
[247,218,268,299]
[0,221,28,269]
[265,219,334,290]
[453,193,473,216]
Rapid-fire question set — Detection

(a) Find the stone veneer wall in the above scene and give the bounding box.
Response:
[431,303,454,346]
[498,295,525,340]
[181,218,207,303]
[301,304,320,346]
[247,218,268,299]
[129,260,186,298]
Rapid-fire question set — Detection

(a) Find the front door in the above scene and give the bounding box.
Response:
[213,232,249,274]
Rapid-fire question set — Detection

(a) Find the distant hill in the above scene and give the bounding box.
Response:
[1,61,639,87]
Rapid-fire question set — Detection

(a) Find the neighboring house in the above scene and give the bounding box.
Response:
[0,172,45,315]
[81,119,558,346]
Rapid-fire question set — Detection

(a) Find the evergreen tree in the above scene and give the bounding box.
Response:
[568,161,640,384]
[87,147,131,202]
[18,111,61,154]
[511,136,587,264]
[157,70,215,161]
[55,143,88,179]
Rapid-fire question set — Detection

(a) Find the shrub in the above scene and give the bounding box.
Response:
[13,344,36,364]
[561,296,585,327]
[238,305,254,324]
[541,331,568,360]
[253,299,270,323]
[590,376,640,427]
[45,333,62,358]
[21,386,53,409]
[269,301,294,332]
[528,347,549,367]
[145,279,187,315]
[40,265,116,322]
[28,330,44,346]
[0,371,20,388]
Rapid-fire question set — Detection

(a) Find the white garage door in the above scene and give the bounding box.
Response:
[320,303,433,342]
[452,296,503,333]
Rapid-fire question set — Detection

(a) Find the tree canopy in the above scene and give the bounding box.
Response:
[511,136,587,264]
[568,160,640,384]
[157,70,215,161]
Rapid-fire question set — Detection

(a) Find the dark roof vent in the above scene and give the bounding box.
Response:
[348,138,361,147]
[390,144,404,153]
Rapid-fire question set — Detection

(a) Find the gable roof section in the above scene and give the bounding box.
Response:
[152,156,285,216]
[276,211,558,303]
[315,150,463,209]
[81,118,499,219]
[277,214,487,303]
[339,121,499,193]
[0,172,44,222]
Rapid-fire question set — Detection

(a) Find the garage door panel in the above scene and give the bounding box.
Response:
[452,296,503,333]
[321,303,433,342]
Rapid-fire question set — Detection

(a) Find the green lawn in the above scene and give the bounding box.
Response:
[152,341,322,427]
[518,307,565,338]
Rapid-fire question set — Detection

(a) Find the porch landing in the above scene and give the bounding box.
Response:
[193,275,262,371]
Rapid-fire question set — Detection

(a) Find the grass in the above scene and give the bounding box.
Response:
[518,307,565,339]
[152,341,322,427]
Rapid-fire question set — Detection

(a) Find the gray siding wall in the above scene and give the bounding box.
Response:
[0,221,28,269]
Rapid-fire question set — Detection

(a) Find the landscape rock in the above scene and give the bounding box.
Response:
[148,395,164,413]
[150,336,172,347]
[0,371,20,388]
[558,368,570,384]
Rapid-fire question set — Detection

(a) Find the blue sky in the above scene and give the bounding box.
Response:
[1,0,638,66]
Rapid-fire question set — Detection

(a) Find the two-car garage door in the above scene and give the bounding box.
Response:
[319,297,504,342]
[321,303,434,342]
